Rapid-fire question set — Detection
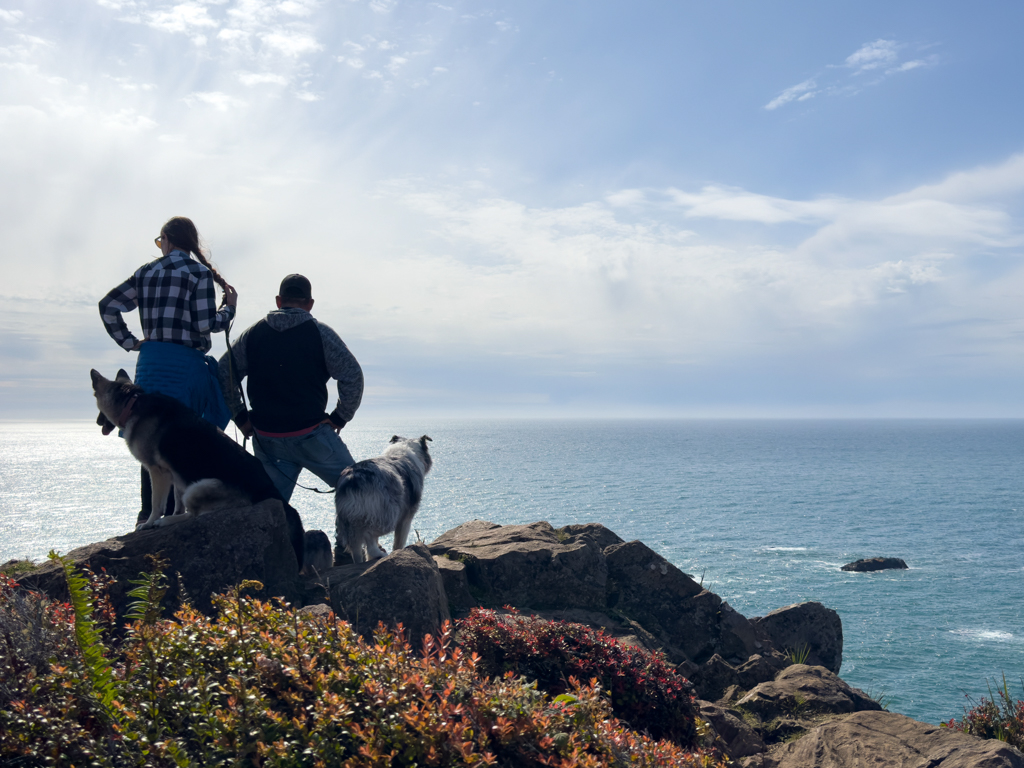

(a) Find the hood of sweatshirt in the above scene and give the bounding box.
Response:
[265,307,315,332]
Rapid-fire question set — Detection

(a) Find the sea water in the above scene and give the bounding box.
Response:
[1,418,1021,725]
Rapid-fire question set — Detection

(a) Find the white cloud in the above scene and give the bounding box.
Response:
[767,39,937,110]
[670,186,841,223]
[261,30,321,56]
[183,90,245,110]
[146,2,219,34]
[277,0,317,17]
[0,9,24,23]
[764,78,816,110]
[369,0,396,13]
[845,39,898,72]
[237,71,288,85]
[294,89,320,101]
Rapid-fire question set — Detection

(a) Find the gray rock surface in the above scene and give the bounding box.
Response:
[18,500,301,619]
[737,664,882,720]
[433,555,477,613]
[605,539,759,664]
[768,710,1024,768]
[751,601,844,673]
[329,544,450,646]
[842,557,909,572]
[699,700,765,758]
[428,520,608,611]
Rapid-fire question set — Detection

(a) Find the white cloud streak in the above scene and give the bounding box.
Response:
[766,38,937,110]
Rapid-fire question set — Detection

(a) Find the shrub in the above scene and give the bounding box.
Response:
[945,675,1024,751]
[457,607,700,746]
[0,565,727,768]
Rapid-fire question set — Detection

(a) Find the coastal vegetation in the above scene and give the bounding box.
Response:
[944,676,1024,752]
[0,560,728,767]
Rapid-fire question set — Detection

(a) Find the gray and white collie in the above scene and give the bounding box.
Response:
[334,435,433,563]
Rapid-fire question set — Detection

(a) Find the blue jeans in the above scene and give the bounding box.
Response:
[252,424,355,503]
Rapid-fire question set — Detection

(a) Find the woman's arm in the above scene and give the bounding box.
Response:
[98,276,141,351]
[192,271,236,335]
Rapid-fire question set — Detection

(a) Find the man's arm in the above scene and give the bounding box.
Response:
[317,321,364,428]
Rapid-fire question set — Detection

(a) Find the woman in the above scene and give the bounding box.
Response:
[99,216,237,526]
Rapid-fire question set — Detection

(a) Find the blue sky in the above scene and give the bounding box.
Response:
[1,0,1023,418]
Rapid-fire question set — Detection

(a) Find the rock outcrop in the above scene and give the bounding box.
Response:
[736,664,882,720]
[428,520,762,667]
[765,711,1024,768]
[18,500,302,620]
[327,544,450,645]
[751,601,844,673]
[18,514,1015,768]
[841,557,909,572]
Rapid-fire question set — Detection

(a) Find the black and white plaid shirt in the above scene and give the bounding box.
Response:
[99,250,235,353]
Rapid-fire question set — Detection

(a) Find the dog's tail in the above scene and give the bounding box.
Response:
[183,479,250,514]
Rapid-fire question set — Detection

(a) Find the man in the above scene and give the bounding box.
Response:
[219,274,363,501]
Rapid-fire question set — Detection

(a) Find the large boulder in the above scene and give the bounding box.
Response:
[18,500,302,619]
[737,664,881,721]
[768,710,1024,768]
[751,601,843,673]
[605,539,759,664]
[428,520,608,611]
[329,544,450,646]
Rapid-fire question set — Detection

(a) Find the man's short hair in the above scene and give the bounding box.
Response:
[279,274,312,300]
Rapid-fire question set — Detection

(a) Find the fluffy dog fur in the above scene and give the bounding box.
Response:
[334,435,433,563]
[91,368,305,569]
[301,530,333,577]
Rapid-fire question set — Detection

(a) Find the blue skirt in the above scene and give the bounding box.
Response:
[134,341,230,429]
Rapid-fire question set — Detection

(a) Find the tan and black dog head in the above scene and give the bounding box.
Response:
[90,368,135,435]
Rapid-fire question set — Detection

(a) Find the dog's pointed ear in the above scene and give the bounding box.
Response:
[90,369,104,388]
[115,369,132,383]
[390,435,402,443]
[421,435,432,445]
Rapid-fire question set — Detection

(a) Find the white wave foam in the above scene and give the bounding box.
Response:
[762,546,808,552]
[950,629,1015,642]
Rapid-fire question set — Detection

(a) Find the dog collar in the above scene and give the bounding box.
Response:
[117,393,140,429]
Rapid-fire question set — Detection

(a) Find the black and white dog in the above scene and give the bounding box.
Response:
[91,368,306,569]
[334,435,433,563]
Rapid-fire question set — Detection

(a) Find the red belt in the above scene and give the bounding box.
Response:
[254,424,319,438]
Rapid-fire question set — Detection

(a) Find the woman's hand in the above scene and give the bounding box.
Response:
[222,284,238,307]
[131,339,145,351]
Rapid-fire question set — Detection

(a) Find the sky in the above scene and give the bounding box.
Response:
[1,0,1023,419]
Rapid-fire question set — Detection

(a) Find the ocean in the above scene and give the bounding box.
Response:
[1,418,1022,726]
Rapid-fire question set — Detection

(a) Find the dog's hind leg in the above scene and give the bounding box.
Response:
[172,480,186,516]
[393,511,415,552]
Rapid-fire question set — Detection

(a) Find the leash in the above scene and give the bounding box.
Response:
[223,316,335,495]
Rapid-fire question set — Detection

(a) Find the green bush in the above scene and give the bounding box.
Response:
[945,675,1024,751]
[0,567,727,767]
[457,607,699,746]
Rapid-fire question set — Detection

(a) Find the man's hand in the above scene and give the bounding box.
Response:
[236,417,254,438]
[323,416,344,434]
